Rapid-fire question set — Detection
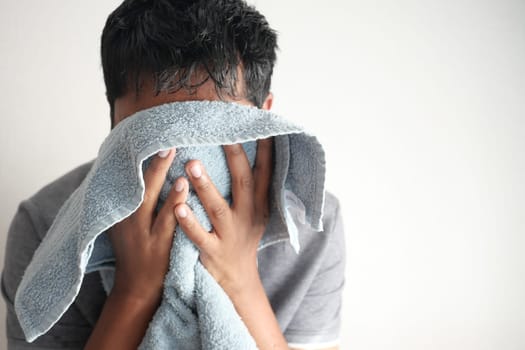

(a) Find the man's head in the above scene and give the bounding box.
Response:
[101,0,278,127]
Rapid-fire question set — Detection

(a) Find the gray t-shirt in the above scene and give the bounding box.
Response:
[2,160,345,349]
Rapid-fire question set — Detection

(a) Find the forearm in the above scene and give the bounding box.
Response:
[84,291,160,350]
[225,273,340,350]
[225,275,289,350]
[83,149,179,349]
[173,141,292,349]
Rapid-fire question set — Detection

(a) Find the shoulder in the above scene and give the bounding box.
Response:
[322,191,343,232]
[3,159,95,294]
[2,160,98,346]
[259,190,346,345]
[260,190,344,267]
[24,159,95,238]
[29,159,95,207]
[299,190,345,277]
[3,159,95,278]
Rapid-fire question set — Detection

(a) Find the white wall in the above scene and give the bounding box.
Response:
[1,1,524,349]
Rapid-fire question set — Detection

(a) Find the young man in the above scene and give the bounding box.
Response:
[2,1,345,349]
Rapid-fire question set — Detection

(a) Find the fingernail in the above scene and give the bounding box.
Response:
[158,149,170,158]
[176,206,187,218]
[175,179,185,192]
[190,164,202,178]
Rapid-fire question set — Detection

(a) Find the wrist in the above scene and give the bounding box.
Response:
[221,271,289,350]
[86,282,162,349]
[109,283,163,310]
[222,271,265,303]
[111,268,165,303]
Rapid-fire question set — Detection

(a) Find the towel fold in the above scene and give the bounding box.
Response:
[15,100,326,349]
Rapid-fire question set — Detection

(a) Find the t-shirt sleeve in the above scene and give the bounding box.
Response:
[1,200,93,350]
[284,195,346,348]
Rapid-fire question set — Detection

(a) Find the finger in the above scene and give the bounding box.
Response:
[135,148,176,223]
[185,160,232,234]
[253,138,273,218]
[223,144,255,214]
[174,203,216,252]
[151,177,189,238]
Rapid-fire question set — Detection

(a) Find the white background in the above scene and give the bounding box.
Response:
[1,0,524,349]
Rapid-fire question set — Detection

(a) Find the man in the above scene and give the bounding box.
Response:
[2,0,345,349]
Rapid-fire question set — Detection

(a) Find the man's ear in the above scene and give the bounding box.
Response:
[262,92,273,110]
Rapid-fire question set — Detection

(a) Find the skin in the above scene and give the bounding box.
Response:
[84,77,338,350]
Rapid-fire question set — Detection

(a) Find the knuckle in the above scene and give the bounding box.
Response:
[258,138,272,151]
[238,175,255,191]
[181,211,196,228]
[226,144,243,156]
[168,201,179,213]
[142,191,154,205]
[195,178,211,192]
[148,159,166,176]
[182,215,195,230]
[254,218,267,236]
[166,194,183,209]
[193,234,208,249]
[210,204,229,220]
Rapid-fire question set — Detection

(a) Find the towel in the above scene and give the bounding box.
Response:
[15,100,326,349]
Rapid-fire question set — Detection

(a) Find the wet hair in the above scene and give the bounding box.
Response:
[101,0,278,126]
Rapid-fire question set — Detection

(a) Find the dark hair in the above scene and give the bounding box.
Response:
[101,0,278,126]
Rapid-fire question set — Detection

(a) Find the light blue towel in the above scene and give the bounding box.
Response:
[15,101,326,349]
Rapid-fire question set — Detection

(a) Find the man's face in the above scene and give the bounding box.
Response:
[113,71,272,127]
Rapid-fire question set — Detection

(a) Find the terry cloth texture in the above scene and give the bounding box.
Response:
[14,100,326,349]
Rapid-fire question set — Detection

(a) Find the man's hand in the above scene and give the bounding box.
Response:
[174,138,290,349]
[108,148,188,303]
[174,139,272,296]
[86,147,189,350]
[87,140,290,350]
